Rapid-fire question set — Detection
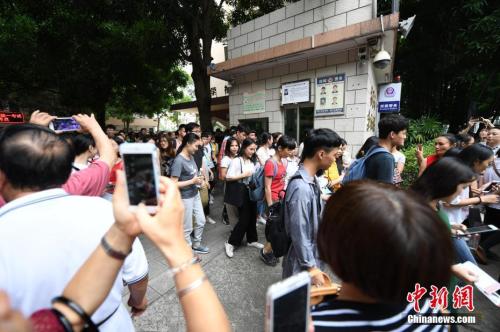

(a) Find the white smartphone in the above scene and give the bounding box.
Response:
[462,261,500,307]
[266,271,311,332]
[49,117,81,132]
[120,143,160,214]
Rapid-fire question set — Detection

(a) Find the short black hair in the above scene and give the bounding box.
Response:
[438,133,457,146]
[276,135,297,150]
[72,134,95,156]
[201,131,211,138]
[378,114,409,139]
[411,157,476,201]
[236,124,248,135]
[185,122,201,133]
[301,128,342,161]
[319,181,453,303]
[105,124,116,130]
[0,124,74,191]
[258,132,272,146]
[457,144,494,169]
[178,124,186,131]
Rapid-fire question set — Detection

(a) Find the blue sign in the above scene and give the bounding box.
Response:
[378,101,400,113]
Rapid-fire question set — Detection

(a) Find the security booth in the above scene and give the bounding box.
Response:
[209,0,400,155]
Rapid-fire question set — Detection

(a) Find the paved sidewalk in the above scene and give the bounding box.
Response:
[128,187,500,331]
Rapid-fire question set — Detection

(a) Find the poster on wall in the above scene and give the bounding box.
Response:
[314,73,345,117]
[378,83,402,113]
[281,80,310,105]
[243,90,266,114]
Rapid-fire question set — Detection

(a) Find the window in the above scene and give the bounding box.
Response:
[239,118,269,135]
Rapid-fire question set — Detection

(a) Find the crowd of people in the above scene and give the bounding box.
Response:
[0,110,499,331]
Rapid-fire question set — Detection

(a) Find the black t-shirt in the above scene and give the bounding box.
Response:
[364,145,394,184]
[193,147,204,170]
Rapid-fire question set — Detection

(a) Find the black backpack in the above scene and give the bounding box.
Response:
[266,174,301,258]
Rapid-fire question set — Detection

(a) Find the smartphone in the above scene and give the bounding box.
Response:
[49,117,81,132]
[120,143,160,214]
[482,181,500,193]
[462,225,498,236]
[266,271,311,332]
[462,261,500,307]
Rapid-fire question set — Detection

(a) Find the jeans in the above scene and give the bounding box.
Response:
[182,192,206,247]
[452,237,477,264]
[228,191,257,246]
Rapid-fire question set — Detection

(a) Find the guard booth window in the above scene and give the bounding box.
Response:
[238,118,269,135]
[284,104,314,144]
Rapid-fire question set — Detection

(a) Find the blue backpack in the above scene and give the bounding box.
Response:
[342,146,390,184]
[248,158,286,202]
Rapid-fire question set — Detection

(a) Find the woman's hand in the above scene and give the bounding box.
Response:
[451,224,467,237]
[451,264,478,283]
[480,194,500,204]
[415,144,424,163]
[29,110,56,128]
[0,291,30,332]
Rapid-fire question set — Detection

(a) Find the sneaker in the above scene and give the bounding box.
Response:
[206,216,216,224]
[247,241,264,249]
[225,242,234,258]
[257,216,267,225]
[192,245,209,254]
[260,248,278,267]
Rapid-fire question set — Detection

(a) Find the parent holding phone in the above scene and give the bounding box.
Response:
[171,133,210,255]
[224,138,262,258]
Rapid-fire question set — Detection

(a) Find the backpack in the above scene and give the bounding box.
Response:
[248,158,287,202]
[266,174,300,258]
[342,146,391,184]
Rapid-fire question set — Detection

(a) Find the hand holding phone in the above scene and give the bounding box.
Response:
[120,143,161,214]
[266,272,311,332]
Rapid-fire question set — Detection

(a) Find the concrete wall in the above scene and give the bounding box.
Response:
[229,49,371,146]
[227,0,374,59]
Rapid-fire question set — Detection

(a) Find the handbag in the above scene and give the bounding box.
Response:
[199,185,209,208]
[223,158,247,207]
[309,268,341,306]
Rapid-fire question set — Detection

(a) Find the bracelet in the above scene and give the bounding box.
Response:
[177,275,207,299]
[52,296,98,331]
[100,236,131,260]
[166,256,200,277]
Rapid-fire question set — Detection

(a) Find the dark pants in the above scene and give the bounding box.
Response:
[481,207,500,251]
[228,191,257,246]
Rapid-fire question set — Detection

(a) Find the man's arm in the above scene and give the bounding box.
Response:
[73,114,116,169]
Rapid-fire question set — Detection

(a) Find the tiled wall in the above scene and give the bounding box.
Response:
[227,0,374,59]
[229,49,376,155]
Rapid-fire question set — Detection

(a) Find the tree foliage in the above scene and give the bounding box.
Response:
[0,1,183,125]
[397,0,499,129]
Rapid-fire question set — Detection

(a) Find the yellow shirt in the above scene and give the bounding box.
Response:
[324,162,341,191]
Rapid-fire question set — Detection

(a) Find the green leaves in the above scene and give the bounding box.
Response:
[406,116,445,146]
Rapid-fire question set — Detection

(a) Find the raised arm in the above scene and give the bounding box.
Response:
[136,177,231,332]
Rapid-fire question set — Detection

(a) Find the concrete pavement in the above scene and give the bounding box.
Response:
[128,186,500,331]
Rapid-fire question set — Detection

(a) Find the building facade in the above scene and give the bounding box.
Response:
[210,0,399,155]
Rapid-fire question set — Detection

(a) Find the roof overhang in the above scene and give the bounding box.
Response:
[170,96,229,121]
[209,13,399,81]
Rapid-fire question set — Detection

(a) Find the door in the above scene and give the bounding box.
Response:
[284,104,314,143]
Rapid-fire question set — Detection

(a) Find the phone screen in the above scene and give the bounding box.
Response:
[123,154,158,206]
[465,225,496,235]
[272,283,308,332]
[52,118,81,131]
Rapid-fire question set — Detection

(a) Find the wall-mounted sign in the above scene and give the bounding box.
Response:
[243,90,266,114]
[314,73,345,117]
[281,80,310,105]
[378,83,402,113]
[0,111,25,124]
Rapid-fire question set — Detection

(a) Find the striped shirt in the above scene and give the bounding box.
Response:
[312,298,448,331]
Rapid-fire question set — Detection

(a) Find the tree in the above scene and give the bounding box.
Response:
[395,0,499,129]
[0,1,181,125]
[162,0,228,132]
[227,1,290,26]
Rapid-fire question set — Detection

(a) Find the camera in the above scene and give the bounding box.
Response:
[373,50,391,69]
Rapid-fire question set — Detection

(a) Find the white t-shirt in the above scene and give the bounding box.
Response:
[440,187,470,224]
[227,157,258,184]
[0,189,148,331]
[220,155,233,169]
[256,146,274,165]
[392,150,406,165]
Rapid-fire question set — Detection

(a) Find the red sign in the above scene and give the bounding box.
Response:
[0,111,25,124]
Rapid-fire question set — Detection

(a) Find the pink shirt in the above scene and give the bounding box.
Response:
[0,160,110,208]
